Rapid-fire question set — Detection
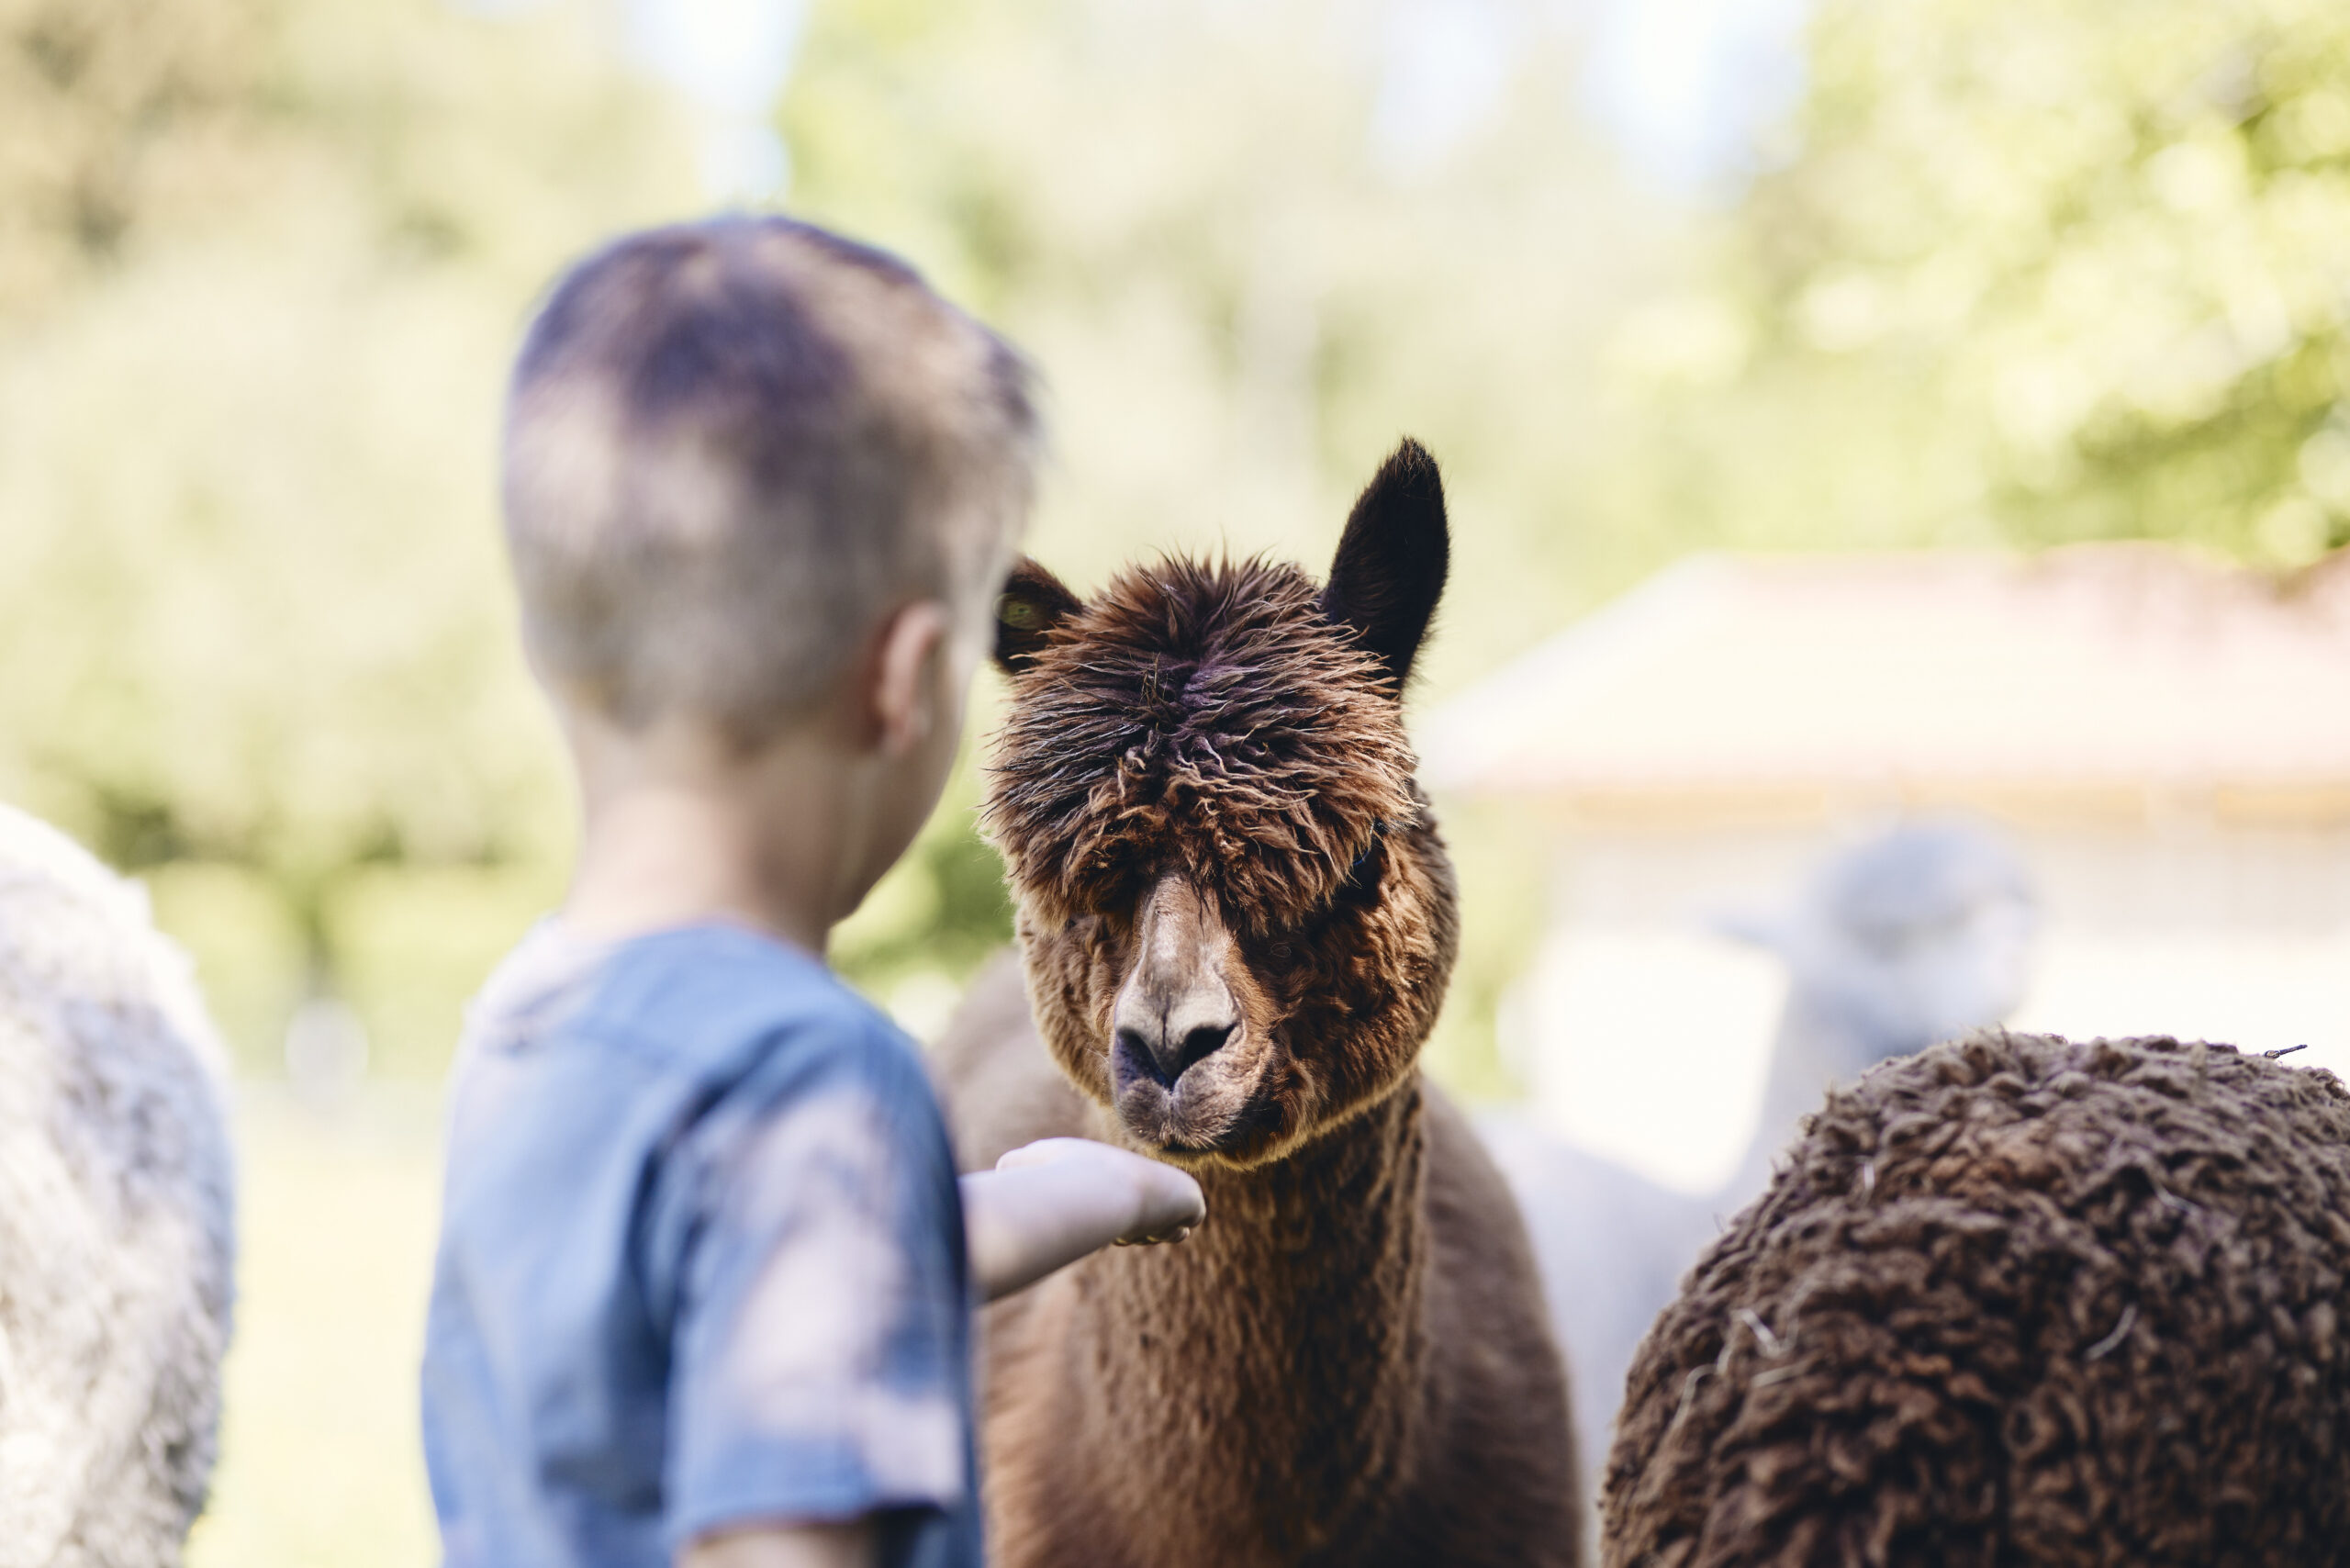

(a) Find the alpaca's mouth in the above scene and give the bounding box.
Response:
[1113,1074,1236,1151]
[1109,1041,1277,1160]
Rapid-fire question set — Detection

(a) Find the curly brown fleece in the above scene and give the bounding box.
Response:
[987,556,1419,940]
[1603,1031,2350,1568]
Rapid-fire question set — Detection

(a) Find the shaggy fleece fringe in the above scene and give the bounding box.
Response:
[0,805,235,1568]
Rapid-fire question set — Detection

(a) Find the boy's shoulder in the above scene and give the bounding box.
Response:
[587,924,918,1088]
[468,920,925,1109]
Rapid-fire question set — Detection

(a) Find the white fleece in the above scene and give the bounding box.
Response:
[0,804,235,1568]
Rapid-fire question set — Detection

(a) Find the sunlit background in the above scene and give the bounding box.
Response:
[6,0,2350,1560]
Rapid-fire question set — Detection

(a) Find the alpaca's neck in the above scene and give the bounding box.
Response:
[1724,991,1905,1208]
[1073,1081,1429,1556]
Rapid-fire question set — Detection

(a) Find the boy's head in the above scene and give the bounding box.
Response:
[503,216,1038,747]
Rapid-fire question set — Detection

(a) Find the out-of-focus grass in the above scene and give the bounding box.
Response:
[188,1086,443,1568]
[150,861,563,1081]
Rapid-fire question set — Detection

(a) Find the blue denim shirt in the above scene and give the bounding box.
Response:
[421,923,979,1568]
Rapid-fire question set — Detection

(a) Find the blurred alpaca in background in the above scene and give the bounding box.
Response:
[1483,819,2037,1534]
[0,804,236,1568]
[1712,819,2039,1204]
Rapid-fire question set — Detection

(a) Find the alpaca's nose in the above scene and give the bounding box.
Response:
[1113,874,1242,1087]
[1114,990,1237,1086]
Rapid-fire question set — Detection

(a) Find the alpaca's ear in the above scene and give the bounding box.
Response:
[1320,438,1449,695]
[994,556,1085,673]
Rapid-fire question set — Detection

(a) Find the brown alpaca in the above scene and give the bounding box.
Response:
[933,440,1580,1568]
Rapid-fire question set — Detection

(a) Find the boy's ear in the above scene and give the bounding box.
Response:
[1319,437,1449,696]
[994,557,1085,674]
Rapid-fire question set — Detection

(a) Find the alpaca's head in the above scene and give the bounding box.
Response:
[1727,820,2039,1077]
[983,441,1459,1170]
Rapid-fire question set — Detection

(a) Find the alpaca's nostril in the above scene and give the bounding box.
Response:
[1113,1017,1235,1088]
[1114,1026,1158,1083]
[1172,1022,1234,1077]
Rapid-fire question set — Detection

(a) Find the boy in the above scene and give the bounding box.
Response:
[421,218,1203,1568]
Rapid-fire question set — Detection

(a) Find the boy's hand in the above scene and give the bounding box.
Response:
[995,1137,1206,1245]
[961,1139,1206,1303]
[679,1521,872,1568]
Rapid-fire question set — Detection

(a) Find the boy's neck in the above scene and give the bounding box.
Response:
[563,720,861,959]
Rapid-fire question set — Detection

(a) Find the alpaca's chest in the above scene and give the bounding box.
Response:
[977,1226,1438,1568]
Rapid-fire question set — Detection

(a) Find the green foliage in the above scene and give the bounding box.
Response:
[330,862,565,1076]
[1650,0,2350,565]
[0,0,699,1070]
[0,0,263,312]
[779,0,1685,679]
[831,739,1016,1038]
[144,861,305,1069]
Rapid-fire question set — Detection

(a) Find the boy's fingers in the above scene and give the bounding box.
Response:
[994,1136,1088,1170]
[1113,1224,1192,1248]
[1148,1174,1207,1227]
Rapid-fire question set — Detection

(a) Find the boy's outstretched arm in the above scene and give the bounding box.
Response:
[961,1137,1206,1303]
[679,1521,871,1568]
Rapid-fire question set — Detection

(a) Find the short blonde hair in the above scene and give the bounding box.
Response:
[503,217,1038,739]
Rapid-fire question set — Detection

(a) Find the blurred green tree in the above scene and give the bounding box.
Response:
[0,0,698,1067]
[1636,0,2350,566]
[779,0,1684,678]
[0,0,259,313]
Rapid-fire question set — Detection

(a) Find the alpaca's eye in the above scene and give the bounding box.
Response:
[1339,821,1389,899]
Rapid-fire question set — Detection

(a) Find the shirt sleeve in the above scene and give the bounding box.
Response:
[657,1020,973,1551]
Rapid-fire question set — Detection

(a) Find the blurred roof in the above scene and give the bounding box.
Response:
[1418,544,2350,827]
